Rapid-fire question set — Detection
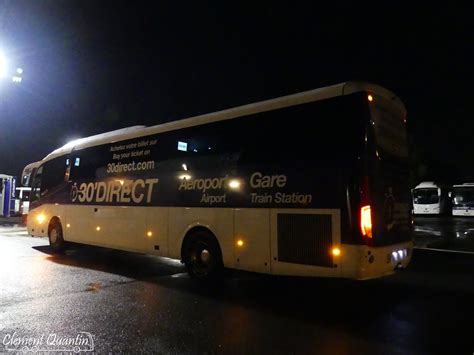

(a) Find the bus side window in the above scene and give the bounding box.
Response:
[31,157,69,200]
[31,165,44,202]
[164,120,243,172]
[44,158,68,192]
[69,149,104,180]
[64,157,72,181]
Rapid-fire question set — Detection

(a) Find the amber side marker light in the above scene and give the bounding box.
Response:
[36,214,46,224]
[236,239,244,247]
[368,94,374,102]
[360,205,373,238]
[331,247,341,256]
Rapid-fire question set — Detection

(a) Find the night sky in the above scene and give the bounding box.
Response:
[0,1,472,184]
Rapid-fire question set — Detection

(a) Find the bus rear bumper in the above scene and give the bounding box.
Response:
[342,241,413,280]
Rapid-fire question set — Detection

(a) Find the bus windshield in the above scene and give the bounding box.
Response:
[453,188,474,206]
[413,188,439,204]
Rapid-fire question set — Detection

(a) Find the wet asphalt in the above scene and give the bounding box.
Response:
[0,226,473,354]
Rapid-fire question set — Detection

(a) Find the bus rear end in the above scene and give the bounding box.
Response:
[344,90,413,279]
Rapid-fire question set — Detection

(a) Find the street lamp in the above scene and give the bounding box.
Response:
[0,51,7,78]
[0,50,23,83]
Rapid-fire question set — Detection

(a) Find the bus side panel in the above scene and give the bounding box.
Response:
[146,207,169,256]
[167,207,234,267]
[64,205,167,255]
[92,205,147,251]
[233,208,271,273]
[64,205,94,243]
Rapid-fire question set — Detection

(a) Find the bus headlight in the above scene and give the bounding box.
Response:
[36,214,46,224]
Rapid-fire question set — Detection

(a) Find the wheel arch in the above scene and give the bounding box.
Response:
[180,225,222,262]
[47,216,62,234]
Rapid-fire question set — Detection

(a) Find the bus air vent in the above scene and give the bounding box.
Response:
[277,213,333,267]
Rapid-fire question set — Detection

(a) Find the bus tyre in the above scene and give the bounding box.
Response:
[48,220,66,253]
[183,231,223,282]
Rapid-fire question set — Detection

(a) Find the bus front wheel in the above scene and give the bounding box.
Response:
[183,230,223,281]
[48,219,66,253]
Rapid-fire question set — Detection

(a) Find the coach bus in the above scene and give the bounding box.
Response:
[412,181,451,215]
[26,81,412,280]
[451,183,474,216]
[21,161,41,187]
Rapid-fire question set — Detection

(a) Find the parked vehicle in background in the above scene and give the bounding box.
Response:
[0,174,18,217]
[451,183,474,216]
[412,182,451,215]
[16,187,31,215]
[21,161,41,187]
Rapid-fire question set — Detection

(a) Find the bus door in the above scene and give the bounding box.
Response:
[65,154,98,244]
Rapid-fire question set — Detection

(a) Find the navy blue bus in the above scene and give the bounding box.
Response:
[26,82,412,280]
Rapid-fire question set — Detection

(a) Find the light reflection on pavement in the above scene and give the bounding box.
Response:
[413,216,474,252]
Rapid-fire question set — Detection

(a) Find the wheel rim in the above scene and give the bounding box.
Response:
[190,241,213,277]
[50,228,58,244]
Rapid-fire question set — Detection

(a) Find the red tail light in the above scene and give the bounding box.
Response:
[360,205,372,238]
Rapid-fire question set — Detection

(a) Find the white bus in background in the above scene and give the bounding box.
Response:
[25,81,413,281]
[412,182,451,215]
[451,183,474,216]
[21,161,41,187]
[16,187,31,215]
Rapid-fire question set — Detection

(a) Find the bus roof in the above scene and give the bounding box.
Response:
[453,183,474,188]
[41,81,406,163]
[22,161,41,172]
[414,182,439,189]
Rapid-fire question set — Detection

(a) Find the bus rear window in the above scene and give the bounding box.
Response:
[371,104,408,158]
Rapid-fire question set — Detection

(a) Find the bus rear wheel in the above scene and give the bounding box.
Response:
[48,220,66,253]
[183,231,223,281]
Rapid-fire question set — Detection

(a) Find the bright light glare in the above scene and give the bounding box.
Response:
[398,250,404,259]
[360,205,372,238]
[36,214,46,224]
[368,94,374,102]
[147,231,153,237]
[0,52,7,78]
[236,239,244,247]
[228,179,241,189]
[16,67,23,74]
[331,247,341,256]
[12,76,22,83]
[179,174,191,180]
[182,163,188,171]
[63,138,83,150]
[96,226,101,231]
